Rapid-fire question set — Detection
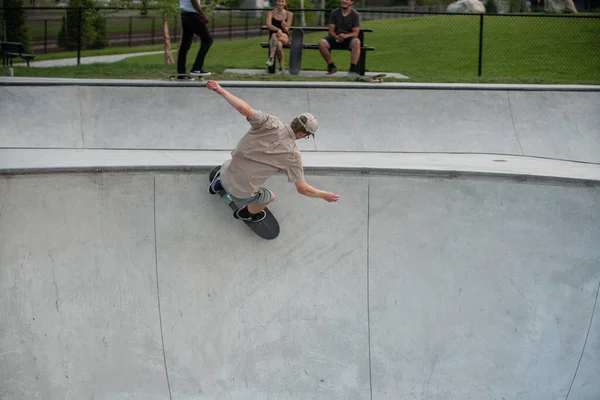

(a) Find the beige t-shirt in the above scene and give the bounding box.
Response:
[220,110,304,198]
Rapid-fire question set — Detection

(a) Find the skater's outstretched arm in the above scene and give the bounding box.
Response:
[207,80,254,119]
[296,180,339,202]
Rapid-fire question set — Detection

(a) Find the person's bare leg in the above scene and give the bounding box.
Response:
[318,39,333,64]
[247,193,275,214]
[350,38,361,65]
[269,35,278,58]
[276,41,285,69]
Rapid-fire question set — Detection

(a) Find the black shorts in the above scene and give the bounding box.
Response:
[324,35,356,50]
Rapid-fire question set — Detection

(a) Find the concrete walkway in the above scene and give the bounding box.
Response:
[12,50,166,68]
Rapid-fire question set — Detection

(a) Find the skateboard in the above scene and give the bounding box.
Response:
[289,29,304,75]
[161,73,206,81]
[209,166,280,240]
[356,73,387,83]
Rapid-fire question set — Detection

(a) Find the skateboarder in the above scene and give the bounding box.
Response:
[206,80,340,222]
[265,0,294,73]
[177,0,213,78]
[318,0,362,77]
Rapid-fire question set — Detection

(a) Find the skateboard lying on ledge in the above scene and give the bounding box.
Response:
[209,166,280,240]
[160,73,206,81]
[357,73,387,83]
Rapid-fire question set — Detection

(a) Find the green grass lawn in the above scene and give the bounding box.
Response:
[7,13,600,84]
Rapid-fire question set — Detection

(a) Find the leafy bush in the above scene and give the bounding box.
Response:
[57,0,109,50]
[3,0,31,51]
[509,0,524,12]
[485,0,498,12]
[287,0,318,25]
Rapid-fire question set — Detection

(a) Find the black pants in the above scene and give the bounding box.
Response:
[178,11,213,74]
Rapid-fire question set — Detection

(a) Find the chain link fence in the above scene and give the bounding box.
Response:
[1,6,599,81]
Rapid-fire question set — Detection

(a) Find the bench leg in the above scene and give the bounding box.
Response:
[358,51,366,76]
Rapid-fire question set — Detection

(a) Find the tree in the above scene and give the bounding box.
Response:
[57,0,109,50]
[3,0,30,51]
[109,0,179,64]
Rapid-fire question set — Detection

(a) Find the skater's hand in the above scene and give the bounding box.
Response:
[207,80,222,94]
[323,192,340,202]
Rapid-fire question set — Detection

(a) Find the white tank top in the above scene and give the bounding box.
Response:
[180,0,199,13]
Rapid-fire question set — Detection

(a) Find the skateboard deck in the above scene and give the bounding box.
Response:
[289,29,304,75]
[357,73,387,83]
[209,166,280,240]
[161,73,206,81]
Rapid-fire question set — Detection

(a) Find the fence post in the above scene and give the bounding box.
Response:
[151,16,155,45]
[478,13,484,77]
[229,9,232,41]
[128,16,132,47]
[77,7,82,66]
[44,19,48,53]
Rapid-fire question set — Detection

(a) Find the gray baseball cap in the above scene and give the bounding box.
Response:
[298,112,318,134]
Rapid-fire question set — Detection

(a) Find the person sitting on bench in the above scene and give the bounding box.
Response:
[265,0,293,73]
[318,0,361,77]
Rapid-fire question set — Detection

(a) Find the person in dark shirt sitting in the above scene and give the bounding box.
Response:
[318,0,362,77]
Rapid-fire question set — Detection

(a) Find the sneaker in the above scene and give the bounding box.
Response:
[265,57,274,67]
[234,207,266,223]
[326,67,338,76]
[278,68,286,74]
[208,169,223,194]
[347,71,360,79]
[190,70,211,77]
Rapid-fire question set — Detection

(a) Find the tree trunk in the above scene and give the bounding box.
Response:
[163,13,174,65]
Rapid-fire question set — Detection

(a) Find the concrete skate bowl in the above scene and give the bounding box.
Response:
[1,79,599,400]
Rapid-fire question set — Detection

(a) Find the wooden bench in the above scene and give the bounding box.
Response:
[0,41,36,67]
[260,26,374,75]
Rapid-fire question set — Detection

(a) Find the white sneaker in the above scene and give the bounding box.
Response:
[265,57,274,67]
[190,70,211,77]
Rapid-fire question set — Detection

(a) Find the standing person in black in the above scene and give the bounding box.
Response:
[318,0,361,77]
[177,0,213,78]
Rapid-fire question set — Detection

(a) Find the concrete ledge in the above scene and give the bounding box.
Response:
[1,77,599,91]
[1,148,599,184]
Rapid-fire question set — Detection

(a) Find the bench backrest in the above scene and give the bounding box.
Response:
[0,41,26,55]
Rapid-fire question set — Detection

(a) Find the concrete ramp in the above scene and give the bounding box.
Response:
[1,79,599,399]
[1,80,600,163]
[1,171,599,400]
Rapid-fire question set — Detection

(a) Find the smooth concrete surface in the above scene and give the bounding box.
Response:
[1,80,600,399]
[1,149,600,183]
[0,174,170,399]
[3,77,600,91]
[1,83,599,163]
[1,171,599,400]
